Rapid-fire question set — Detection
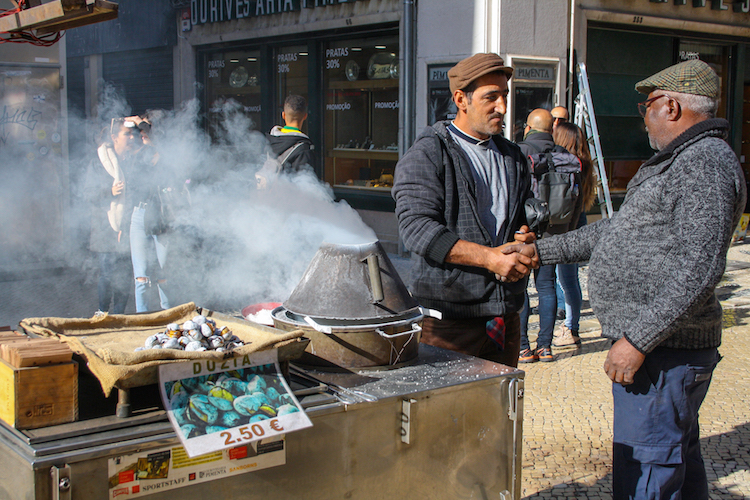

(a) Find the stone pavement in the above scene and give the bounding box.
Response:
[519,243,750,499]
[1,250,749,499]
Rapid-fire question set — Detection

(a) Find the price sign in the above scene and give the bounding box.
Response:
[158,350,312,458]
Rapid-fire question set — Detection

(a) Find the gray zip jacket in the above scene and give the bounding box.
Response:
[392,121,533,318]
[536,118,746,353]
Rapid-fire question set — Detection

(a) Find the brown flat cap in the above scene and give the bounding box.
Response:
[635,59,719,98]
[448,53,513,94]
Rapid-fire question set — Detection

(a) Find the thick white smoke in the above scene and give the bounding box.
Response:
[73,91,377,312]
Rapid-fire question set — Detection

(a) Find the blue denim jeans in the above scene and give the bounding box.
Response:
[97,252,131,314]
[612,346,719,500]
[130,207,170,313]
[520,264,556,350]
[557,263,582,331]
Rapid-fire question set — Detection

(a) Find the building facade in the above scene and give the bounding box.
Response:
[66,0,750,252]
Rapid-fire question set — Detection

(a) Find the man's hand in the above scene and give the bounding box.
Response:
[514,225,536,244]
[603,337,646,385]
[445,239,534,283]
[500,242,540,268]
[487,246,534,282]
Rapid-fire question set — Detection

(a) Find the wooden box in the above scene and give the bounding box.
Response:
[0,358,78,430]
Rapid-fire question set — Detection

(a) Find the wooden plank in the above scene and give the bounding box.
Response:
[17,1,64,27]
[0,13,19,33]
[0,337,72,367]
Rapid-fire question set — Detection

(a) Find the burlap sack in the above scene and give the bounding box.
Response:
[19,303,305,396]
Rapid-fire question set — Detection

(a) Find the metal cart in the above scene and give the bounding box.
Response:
[0,345,524,500]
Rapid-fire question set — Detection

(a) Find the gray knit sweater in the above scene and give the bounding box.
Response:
[536,119,746,353]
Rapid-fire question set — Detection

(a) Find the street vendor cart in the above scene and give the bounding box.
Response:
[0,345,523,500]
[0,242,524,499]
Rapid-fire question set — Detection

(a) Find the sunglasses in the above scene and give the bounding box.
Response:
[553,117,568,123]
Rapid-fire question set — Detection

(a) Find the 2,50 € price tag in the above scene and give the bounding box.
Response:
[159,350,313,458]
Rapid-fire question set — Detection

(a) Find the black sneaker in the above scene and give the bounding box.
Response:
[556,308,565,320]
[536,346,554,362]
[518,348,538,363]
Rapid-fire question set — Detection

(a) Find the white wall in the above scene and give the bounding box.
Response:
[414,0,570,132]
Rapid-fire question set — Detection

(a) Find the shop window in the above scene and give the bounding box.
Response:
[204,49,262,137]
[510,61,557,143]
[427,64,457,124]
[274,45,309,132]
[323,35,399,191]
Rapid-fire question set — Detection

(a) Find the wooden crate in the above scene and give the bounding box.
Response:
[0,358,78,430]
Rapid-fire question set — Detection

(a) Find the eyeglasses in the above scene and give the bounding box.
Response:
[637,94,670,117]
[553,117,568,123]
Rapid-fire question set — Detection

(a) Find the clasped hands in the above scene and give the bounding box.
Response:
[492,226,540,283]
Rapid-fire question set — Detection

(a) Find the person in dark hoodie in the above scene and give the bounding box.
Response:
[392,53,539,368]
[268,94,315,170]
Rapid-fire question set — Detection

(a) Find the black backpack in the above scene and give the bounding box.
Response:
[526,144,582,226]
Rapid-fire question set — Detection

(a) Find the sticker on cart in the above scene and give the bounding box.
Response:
[158,349,312,458]
[107,439,286,498]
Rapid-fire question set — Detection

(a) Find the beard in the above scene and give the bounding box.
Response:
[646,127,660,151]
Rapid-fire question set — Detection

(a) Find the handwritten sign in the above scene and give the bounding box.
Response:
[158,350,312,458]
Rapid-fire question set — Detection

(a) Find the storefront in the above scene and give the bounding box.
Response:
[179,0,404,248]
[574,0,750,200]
[180,1,580,249]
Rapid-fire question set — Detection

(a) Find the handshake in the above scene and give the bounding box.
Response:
[491,227,540,283]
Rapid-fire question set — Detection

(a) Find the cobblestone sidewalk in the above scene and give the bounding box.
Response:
[519,245,750,499]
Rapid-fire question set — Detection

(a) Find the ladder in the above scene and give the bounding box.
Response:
[574,63,613,218]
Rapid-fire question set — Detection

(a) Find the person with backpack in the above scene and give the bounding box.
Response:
[551,122,598,349]
[257,95,316,188]
[517,109,584,363]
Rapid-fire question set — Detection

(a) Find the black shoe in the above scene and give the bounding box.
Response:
[536,346,554,362]
[556,308,565,320]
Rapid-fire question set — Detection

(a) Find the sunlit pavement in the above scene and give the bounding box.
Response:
[520,244,750,499]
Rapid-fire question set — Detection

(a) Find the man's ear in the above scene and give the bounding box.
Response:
[453,90,467,112]
[281,111,286,122]
[667,98,682,121]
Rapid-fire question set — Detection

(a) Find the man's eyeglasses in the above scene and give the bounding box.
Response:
[553,117,567,123]
[637,94,670,117]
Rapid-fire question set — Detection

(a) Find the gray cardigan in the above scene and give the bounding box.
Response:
[392,121,533,318]
[536,118,746,353]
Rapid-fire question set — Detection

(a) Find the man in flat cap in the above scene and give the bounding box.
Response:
[505,59,746,498]
[391,53,539,367]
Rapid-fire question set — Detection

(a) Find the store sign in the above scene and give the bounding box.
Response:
[515,66,555,82]
[429,67,450,83]
[647,0,749,14]
[191,0,363,25]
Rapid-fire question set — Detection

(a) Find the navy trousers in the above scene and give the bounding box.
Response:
[612,346,720,500]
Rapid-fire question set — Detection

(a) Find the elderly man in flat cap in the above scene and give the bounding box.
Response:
[506,59,746,498]
[391,53,539,368]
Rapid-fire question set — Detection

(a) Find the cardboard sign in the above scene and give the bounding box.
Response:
[158,350,312,458]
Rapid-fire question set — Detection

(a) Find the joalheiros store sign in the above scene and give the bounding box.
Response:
[190,0,363,25]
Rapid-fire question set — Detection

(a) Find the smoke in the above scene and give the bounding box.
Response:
[69,91,377,312]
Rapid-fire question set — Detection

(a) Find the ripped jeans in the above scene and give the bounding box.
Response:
[130,206,170,313]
